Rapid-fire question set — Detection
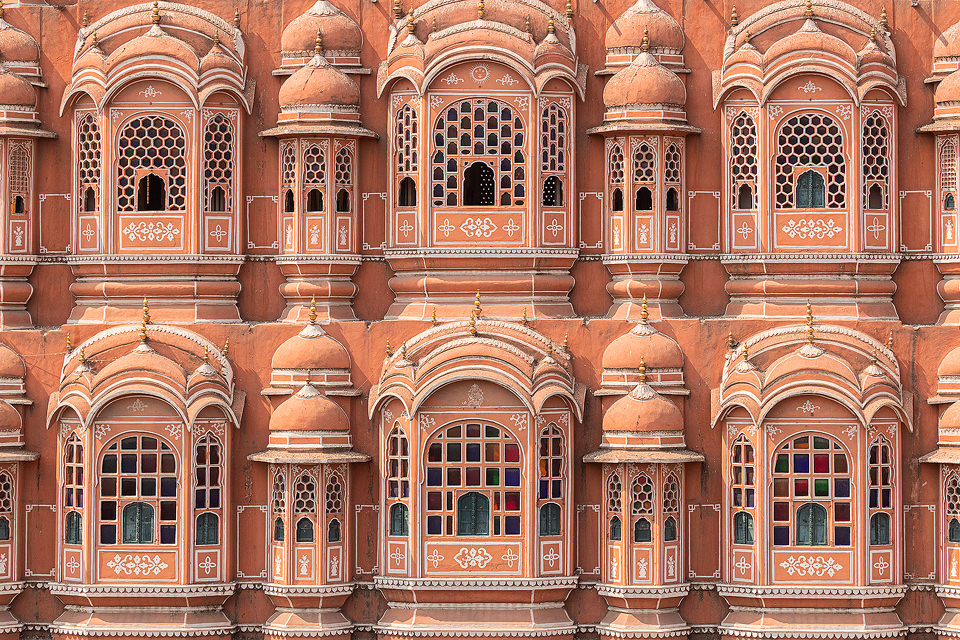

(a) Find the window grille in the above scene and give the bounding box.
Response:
[194,434,221,546]
[730,113,758,210]
[774,113,846,209]
[203,114,235,213]
[64,434,84,544]
[942,139,958,212]
[862,112,889,210]
[117,116,187,212]
[78,114,101,212]
[631,473,654,543]
[731,435,755,545]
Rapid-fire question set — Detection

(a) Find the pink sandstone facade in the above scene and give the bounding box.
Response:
[0,0,959,638]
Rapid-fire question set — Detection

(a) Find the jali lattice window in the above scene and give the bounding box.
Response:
[942,139,958,213]
[431,99,526,207]
[294,472,317,543]
[0,471,12,541]
[396,104,418,207]
[386,425,409,536]
[608,142,625,213]
[324,473,343,543]
[631,473,654,543]
[538,425,563,536]
[774,113,846,209]
[99,434,178,545]
[772,434,851,546]
[664,142,681,212]
[64,434,84,544]
[868,436,893,546]
[662,473,679,542]
[947,472,960,543]
[272,471,286,542]
[607,471,623,541]
[862,112,889,211]
[203,113,235,213]
[540,103,567,207]
[77,113,101,213]
[425,422,522,537]
[302,143,326,213]
[117,116,187,212]
[335,146,353,213]
[194,434,221,546]
[731,434,755,545]
[730,112,758,210]
[281,143,297,214]
[633,142,656,212]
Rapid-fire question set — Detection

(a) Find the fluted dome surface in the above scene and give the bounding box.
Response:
[279,54,359,108]
[603,52,685,108]
[269,384,350,432]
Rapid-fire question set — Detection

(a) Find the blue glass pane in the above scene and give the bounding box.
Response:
[793,453,810,473]
[505,468,520,486]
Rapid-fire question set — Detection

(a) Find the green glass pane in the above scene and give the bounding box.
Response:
[775,454,789,473]
[814,478,829,496]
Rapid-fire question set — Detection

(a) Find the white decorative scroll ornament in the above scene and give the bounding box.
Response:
[427,549,444,567]
[454,547,492,569]
[389,548,405,565]
[781,218,842,240]
[799,80,821,94]
[734,555,750,576]
[460,217,497,238]
[636,557,648,578]
[542,548,560,568]
[464,384,484,408]
[873,555,889,576]
[778,555,843,577]
[107,553,169,576]
[299,554,310,576]
[501,548,519,568]
[797,400,819,415]
[123,221,181,242]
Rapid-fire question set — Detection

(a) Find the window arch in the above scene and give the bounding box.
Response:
[942,139,958,213]
[302,144,326,212]
[136,174,166,211]
[99,434,178,545]
[542,176,563,207]
[77,113,101,213]
[387,426,410,500]
[203,113,235,213]
[334,146,353,214]
[0,472,12,542]
[396,104,419,208]
[631,473,654,544]
[8,143,30,215]
[731,434,756,546]
[194,434,221,546]
[281,143,297,214]
[457,492,490,535]
[951,517,960,544]
[730,112,758,210]
[608,142,625,213]
[196,512,219,545]
[662,473,680,543]
[64,434,84,544]
[946,473,960,543]
[293,472,317,542]
[862,112,889,211]
[632,143,656,213]
[272,470,286,542]
[117,115,187,212]
[870,512,889,545]
[66,511,82,545]
[540,103,567,207]
[868,436,894,547]
[398,176,417,207]
[733,511,754,544]
[774,112,845,209]
[324,472,344,544]
[607,471,623,542]
[772,434,851,547]
[296,517,314,542]
[425,422,521,537]
[390,503,408,536]
[431,99,526,207]
[796,170,825,208]
[539,503,561,536]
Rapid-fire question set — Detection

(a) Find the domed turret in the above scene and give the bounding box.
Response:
[281,0,361,58]
[268,383,349,432]
[278,50,359,109]
[601,381,682,433]
[0,68,35,108]
[605,0,683,54]
[603,49,685,109]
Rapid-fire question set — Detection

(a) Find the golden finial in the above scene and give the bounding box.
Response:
[869,26,876,43]
[139,320,148,343]
[79,347,87,365]
[66,333,72,352]
[806,301,815,344]
[639,356,647,383]
[525,15,531,33]
[744,30,751,43]
[305,371,312,386]
[222,339,229,357]
[547,18,555,35]
[474,291,482,319]
[386,339,393,357]
[562,333,569,352]
[641,26,649,52]
[804,0,813,18]
[521,308,528,326]
[742,344,750,361]
[431,306,438,326]
[315,28,323,56]
[469,312,478,336]
[0,0,5,20]
[91,29,99,47]
[730,5,738,27]
[82,11,89,28]
[234,8,241,28]
[432,17,437,32]
[393,0,402,19]
[203,346,209,362]
[880,6,888,32]
[309,296,317,324]
[477,0,484,20]
[887,329,894,350]
[727,332,736,351]
[640,294,649,324]
[151,0,161,25]
[142,297,150,325]
[400,342,407,359]
[872,349,880,365]
[565,0,573,19]
[407,9,414,31]
[212,31,220,46]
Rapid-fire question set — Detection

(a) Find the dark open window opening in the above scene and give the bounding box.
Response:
[390,503,409,536]
[867,184,883,210]
[737,183,754,210]
[296,517,314,542]
[951,518,960,543]
[284,189,295,213]
[870,512,889,545]
[665,187,679,212]
[539,503,561,536]
[456,491,490,535]
[733,511,754,544]
[609,516,622,541]
[663,516,677,542]
[336,188,350,213]
[612,188,624,212]
[796,170,826,208]
[209,186,226,212]
[948,194,957,212]
[0,516,9,542]
[306,188,324,212]
[12,196,24,214]
[542,176,563,207]
[196,512,219,545]
[83,187,97,212]
[633,517,652,542]
[122,502,154,544]
[273,516,285,542]
[398,177,417,207]
[463,162,495,206]
[66,511,82,544]
[796,503,828,545]
[327,518,341,542]
[136,174,166,211]
[635,187,653,211]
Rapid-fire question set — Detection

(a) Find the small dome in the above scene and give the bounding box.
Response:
[94,346,188,389]
[942,400,960,430]
[937,70,960,106]
[601,323,683,370]
[0,69,35,108]
[278,53,359,109]
[0,21,39,64]
[107,26,200,72]
[281,0,361,54]
[940,346,960,379]
[272,324,351,371]
[605,0,683,52]
[602,383,682,432]
[603,52,685,108]
[0,401,20,431]
[0,344,24,378]
[269,383,349,432]
[200,40,236,75]
[75,44,108,74]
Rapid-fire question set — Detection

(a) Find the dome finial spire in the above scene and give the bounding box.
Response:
[407,9,414,31]
[524,15,531,33]
[804,0,813,18]
[641,26,649,52]
[212,30,220,46]
[565,0,573,19]
[315,28,323,56]
[640,294,649,324]
[91,28,99,48]
[639,356,647,383]
[393,0,402,19]
[142,297,151,326]
[82,11,89,28]
[151,0,161,25]
[474,291,482,319]
[308,296,317,325]
[547,18,555,35]
[730,5,738,27]
[234,8,241,28]
[806,301,815,344]
[880,6,888,32]
[477,0,484,20]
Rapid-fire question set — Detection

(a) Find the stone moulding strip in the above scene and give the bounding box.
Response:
[46,582,237,596]
[716,583,908,597]
[372,576,579,589]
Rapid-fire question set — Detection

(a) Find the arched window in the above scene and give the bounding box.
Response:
[540,503,561,536]
[334,147,352,214]
[948,194,956,212]
[296,517,314,542]
[607,472,623,542]
[431,99,526,207]
[772,434,851,547]
[951,517,960,543]
[862,112,889,211]
[609,143,625,213]
[539,425,564,500]
[941,139,958,213]
[284,190,295,213]
[946,474,960,543]
[336,189,350,213]
[869,436,894,546]
[635,187,653,211]
[122,502,155,544]
[0,517,9,541]
[274,517,285,542]
[542,176,563,206]
[272,470,286,542]
[293,472,317,542]
[663,516,677,542]
[631,473,654,543]
[77,113,101,214]
[66,511,82,545]
[795,170,826,209]
[324,472,344,543]
[612,188,624,212]
[870,513,890,545]
[398,177,417,207]
[795,503,828,546]
[117,116,186,212]
[662,473,680,543]
[540,103,567,173]
[303,144,326,211]
[665,187,679,212]
[457,492,490,535]
[196,512,219,545]
[306,188,324,212]
[731,435,755,509]
[390,503,408,536]
[8,143,30,216]
[733,511,754,544]
[327,518,341,542]
[12,197,23,214]
[730,112,757,210]
[0,473,12,542]
[425,422,521,537]
[633,143,656,213]
[387,426,410,499]
[136,174,166,211]
[281,143,297,211]
[99,434,178,545]
[203,113,235,213]
[775,113,845,209]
